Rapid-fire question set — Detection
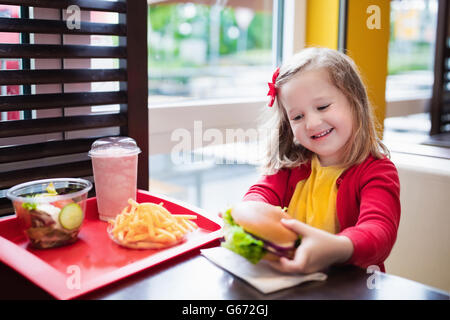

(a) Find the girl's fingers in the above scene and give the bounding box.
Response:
[267,259,295,273]
[268,255,307,274]
[281,218,311,236]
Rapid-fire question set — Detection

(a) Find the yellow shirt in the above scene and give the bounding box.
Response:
[287,156,345,234]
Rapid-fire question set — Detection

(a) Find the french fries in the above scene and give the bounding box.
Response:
[108,199,198,249]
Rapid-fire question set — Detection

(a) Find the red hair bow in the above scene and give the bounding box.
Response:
[267,67,280,107]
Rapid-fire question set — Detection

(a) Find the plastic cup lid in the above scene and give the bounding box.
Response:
[88,136,142,157]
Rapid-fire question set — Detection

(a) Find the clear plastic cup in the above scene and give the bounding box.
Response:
[88,137,141,221]
[6,178,92,249]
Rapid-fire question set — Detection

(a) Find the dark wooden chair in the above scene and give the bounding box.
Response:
[0,0,148,216]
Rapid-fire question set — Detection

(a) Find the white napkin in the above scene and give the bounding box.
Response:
[200,247,327,294]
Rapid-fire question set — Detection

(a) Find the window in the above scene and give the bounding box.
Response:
[0,5,124,140]
[148,0,275,105]
[0,0,149,215]
[385,0,438,113]
[387,0,438,100]
[90,10,121,113]
[0,5,24,122]
[384,0,439,143]
[147,0,304,213]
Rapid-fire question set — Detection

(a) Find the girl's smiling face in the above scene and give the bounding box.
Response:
[279,68,354,167]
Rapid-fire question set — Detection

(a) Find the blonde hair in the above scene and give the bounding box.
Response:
[262,47,389,174]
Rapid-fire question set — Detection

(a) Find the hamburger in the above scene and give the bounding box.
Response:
[221,201,301,264]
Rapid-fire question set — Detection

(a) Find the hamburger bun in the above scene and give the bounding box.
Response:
[230,201,298,247]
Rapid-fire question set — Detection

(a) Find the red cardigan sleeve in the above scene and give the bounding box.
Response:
[338,159,401,269]
[242,168,291,206]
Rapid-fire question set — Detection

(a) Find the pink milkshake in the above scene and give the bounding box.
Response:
[88,137,141,221]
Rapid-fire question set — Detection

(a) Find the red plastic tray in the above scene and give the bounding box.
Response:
[0,190,222,299]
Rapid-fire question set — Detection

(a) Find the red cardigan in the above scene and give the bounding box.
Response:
[243,156,401,272]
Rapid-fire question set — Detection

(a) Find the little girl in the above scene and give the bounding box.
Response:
[242,47,400,274]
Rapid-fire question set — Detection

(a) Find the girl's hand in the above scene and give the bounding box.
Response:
[268,219,354,274]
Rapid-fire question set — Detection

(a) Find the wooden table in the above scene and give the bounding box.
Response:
[1,241,448,300]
